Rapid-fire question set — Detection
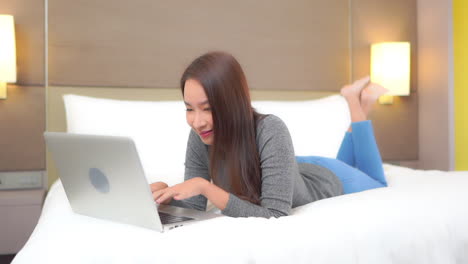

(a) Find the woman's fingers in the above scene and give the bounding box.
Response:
[152,188,169,201]
[156,192,171,204]
[150,184,159,192]
[150,182,168,192]
[173,194,185,200]
[152,189,163,201]
[151,180,204,203]
[153,188,178,204]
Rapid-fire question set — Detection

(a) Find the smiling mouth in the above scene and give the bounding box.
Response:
[199,130,213,138]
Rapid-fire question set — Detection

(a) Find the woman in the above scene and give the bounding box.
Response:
[151,51,388,218]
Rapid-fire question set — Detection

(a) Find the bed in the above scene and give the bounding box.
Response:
[13,94,468,264]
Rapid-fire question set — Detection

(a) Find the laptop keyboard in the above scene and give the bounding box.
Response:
[158,211,194,225]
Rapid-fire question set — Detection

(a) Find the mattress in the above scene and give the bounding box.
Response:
[12,164,468,264]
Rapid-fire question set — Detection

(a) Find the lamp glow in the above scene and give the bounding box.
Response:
[370,42,410,104]
[0,15,16,99]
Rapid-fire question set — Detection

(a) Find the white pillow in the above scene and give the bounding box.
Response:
[63,95,189,185]
[63,94,350,185]
[252,95,350,157]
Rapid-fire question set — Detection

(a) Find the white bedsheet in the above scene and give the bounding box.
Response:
[13,164,468,264]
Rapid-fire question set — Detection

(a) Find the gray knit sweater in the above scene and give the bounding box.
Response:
[170,115,343,218]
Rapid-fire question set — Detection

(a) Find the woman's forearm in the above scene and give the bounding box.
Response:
[199,180,289,218]
[201,181,229,211]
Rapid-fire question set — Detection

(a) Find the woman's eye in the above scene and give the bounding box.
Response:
[204,107,211,111]
[186,108,193,112]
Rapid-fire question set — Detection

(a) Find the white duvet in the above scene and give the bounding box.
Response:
[12,164,468,264]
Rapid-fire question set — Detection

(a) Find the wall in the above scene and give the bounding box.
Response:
[351,0,418,167]
[454,0,468,170]
[47,0,419,165]
[0,0,45,171]
[0,0,423,183]
[417,0,453,170]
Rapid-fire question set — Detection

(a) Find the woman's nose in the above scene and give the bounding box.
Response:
[193,112,206,129]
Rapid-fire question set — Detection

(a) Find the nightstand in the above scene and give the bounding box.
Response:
[0,188,45,254]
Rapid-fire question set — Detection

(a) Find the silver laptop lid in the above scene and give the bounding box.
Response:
[44,132,163,231]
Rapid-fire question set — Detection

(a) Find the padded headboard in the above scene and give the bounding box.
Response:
[46,86,417,187]
[46,86,337,186]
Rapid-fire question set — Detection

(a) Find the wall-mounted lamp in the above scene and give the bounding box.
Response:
[370,42,410,104]
[0,15,17,100]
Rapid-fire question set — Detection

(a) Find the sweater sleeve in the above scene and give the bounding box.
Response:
[221,115,296,218]
[169,130,210,211]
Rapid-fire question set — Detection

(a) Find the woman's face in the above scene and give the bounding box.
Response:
[184,79,214,145]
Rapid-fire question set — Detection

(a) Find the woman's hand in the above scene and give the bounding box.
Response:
[152,177,209,204]
[149,181,170,204]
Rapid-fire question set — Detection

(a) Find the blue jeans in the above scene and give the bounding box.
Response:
[296,120,387,194]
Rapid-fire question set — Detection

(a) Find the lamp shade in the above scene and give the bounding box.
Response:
[371,42,410,96]
[0,14,16,83]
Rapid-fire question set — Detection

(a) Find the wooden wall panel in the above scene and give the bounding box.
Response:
[0,86,46,170]
[351,0,418,92]
[352,0,418,162]
[0,0,45,172]
[0,0,44,85]
[370,95,419,161]
[418,0,453,170]
[48,0,350,91]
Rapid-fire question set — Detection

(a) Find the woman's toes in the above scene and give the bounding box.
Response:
[353,76,371,88]
[361,83,389,104]
[340,84,350,97]
[361,83,389,114]
[340,76,370,98]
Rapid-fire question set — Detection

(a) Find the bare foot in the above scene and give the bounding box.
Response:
[361,83,388,115]
[340,76,370,100]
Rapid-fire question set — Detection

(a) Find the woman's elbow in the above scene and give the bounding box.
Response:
[268,208,290,218]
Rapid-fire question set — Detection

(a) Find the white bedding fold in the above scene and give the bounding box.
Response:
[13,165,468,264]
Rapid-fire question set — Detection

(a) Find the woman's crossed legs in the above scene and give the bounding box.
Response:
[296,77,388,194]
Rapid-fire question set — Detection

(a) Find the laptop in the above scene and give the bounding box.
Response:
[44,132,220,232]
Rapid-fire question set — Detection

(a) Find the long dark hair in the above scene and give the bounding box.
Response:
[180,51,263,204]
